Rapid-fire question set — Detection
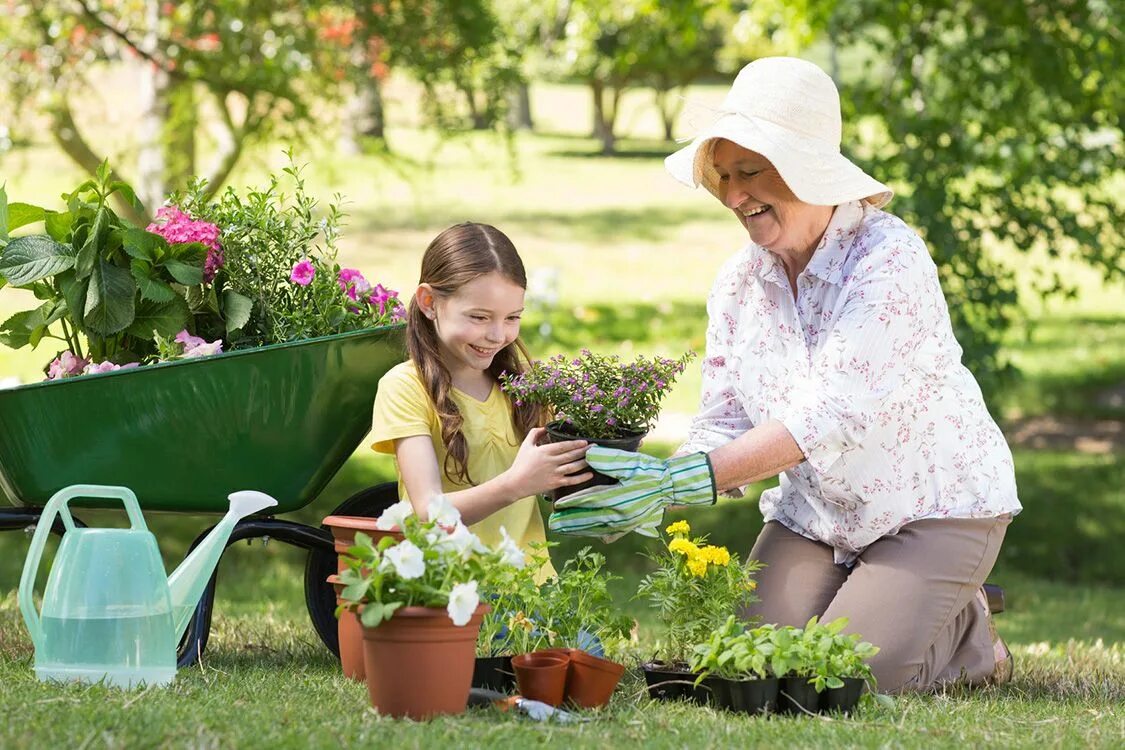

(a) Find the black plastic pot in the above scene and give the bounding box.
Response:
[545,421,646,501]
[725,677,779,715]
[778,675,821,715]
[641,662,699,702]
[823,677,866,713]
[692,675,721,707]
[472,655,515,693]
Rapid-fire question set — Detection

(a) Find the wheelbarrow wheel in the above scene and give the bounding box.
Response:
[304,482,401,657]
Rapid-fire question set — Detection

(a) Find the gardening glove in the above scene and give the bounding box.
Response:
[548,447,716,541]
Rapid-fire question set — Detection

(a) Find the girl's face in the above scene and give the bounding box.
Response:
[421,271,525,379]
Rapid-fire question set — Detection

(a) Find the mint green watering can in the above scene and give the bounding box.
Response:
[19,484,277,688]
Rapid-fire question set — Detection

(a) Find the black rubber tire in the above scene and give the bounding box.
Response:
[303,482,401,657]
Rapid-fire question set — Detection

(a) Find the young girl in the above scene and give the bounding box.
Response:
[369,222,590,578]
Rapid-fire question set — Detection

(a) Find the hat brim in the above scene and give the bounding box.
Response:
[665,112,893,209]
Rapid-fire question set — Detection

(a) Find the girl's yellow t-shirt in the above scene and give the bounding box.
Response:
[369,361,556,580]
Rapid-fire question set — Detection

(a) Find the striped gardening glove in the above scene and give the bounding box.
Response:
[548,447,716,541]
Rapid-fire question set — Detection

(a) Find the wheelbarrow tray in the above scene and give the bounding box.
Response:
[0,325,405,513]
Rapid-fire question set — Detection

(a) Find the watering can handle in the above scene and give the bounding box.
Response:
[18,485,145,651]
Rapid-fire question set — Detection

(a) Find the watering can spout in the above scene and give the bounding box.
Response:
[168,491,278,641]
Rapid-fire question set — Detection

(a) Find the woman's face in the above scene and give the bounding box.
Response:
[712,139,826,255]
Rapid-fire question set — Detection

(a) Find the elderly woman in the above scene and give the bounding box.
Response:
[551,57,1021,693]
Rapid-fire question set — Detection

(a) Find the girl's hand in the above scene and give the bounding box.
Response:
[505,427,592,498]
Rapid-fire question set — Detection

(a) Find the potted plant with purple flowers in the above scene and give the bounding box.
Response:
[499,349,694,500]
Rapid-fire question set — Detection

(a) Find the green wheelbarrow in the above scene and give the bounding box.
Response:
[0,324,407,667]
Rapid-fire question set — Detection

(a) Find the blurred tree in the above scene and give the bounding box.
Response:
[0,0,342,221]
[830,0,1123,402]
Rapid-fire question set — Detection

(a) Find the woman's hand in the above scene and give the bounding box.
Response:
[503,427,592,498]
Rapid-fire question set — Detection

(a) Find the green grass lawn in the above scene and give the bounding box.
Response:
[0,76,1122,747]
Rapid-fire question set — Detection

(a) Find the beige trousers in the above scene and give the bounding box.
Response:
[744,516,1011,693]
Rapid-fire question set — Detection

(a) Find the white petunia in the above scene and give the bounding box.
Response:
[435,522,488,561]
[427,493,462,527]
[496,526,527,569]
[447,580,480,626]
[375,500,414,531]
[383,540,425,579]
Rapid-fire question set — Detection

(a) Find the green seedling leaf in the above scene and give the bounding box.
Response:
[0,235,75,286]
[75,207,108,279]
[84,260,136,335]
[108,181,144,212]
[222,289,252,333]
[126,295,190,339]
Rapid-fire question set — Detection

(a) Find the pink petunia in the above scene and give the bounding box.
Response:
[290,259,316,286]
[174,329,223,358]
[175,329,206,350]
[337,268,372,301]
[84,361,140,375]
[368,283,398,315]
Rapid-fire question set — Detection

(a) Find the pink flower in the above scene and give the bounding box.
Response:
[46,351,89,380]
[147,204,223,283]
[290,259,316,286]
[174,329,223,358]
[84,361,140,375]
[368,283,398,314]
[390,304,406,322]
[337,268,371,301]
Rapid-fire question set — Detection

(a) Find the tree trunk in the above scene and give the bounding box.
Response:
[591,80,616,155]
[339,76,387,155]
[136,0,167,215]
[509,81,533,131]
[654,87,679,141]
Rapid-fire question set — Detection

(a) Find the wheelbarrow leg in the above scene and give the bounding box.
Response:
[0,507,87,535]
[176,517,334,668]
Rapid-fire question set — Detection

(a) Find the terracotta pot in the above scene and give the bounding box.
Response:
[327,575,365,681]
[323,514,404,573]
[566,649,625,708]
[362,604,489,720]
[544,422,646,502]
[512,652,570,707]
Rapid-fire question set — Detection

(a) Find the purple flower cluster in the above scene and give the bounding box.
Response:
[499,349,695,440]
[288,262,405,324]
[146,205,224,282]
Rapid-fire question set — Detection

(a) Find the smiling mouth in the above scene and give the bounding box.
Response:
[742,205,771,218]
[469,344,498,357]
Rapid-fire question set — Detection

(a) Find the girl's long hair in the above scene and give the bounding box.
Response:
[406,222,544,485]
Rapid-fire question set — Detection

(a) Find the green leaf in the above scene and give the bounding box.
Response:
[59,272,88,333]
[126,295,190,340]
[75,207,108,279]
[360,605,386,629]
[44,211,74,243]
[108,181,144,212]
[0,184,7,242]
[0,235,75,286]
[132,262,176,304]
[7,202,51,234]
[122,228,166,262]
[0,310,37,349]
[164,259,203,286]
[222,289,252,333]
[167,241,208,264]
[84,260,136,336]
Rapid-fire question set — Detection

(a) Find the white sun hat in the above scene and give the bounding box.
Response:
[665,56,892,208]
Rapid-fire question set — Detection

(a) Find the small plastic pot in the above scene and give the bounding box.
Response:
[472,655,515,693]
[725,677,779,715]
[512,652,570,707]
[544,422,646,501]
[641,661,699,702]
[778,675,821,715]
[566,649,625,709]
[822,677,866,714]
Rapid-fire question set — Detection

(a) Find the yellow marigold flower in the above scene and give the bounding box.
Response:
[668,538,699,557]
[700,545,731,566]
[508,611,535,633]
[686,558,709,577]
[665,520,691,536]
[743,579,758,591]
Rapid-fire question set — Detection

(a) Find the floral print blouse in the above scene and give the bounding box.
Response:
[679,200,1021,565]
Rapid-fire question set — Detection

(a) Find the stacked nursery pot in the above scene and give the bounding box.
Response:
[511,648,626,708]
